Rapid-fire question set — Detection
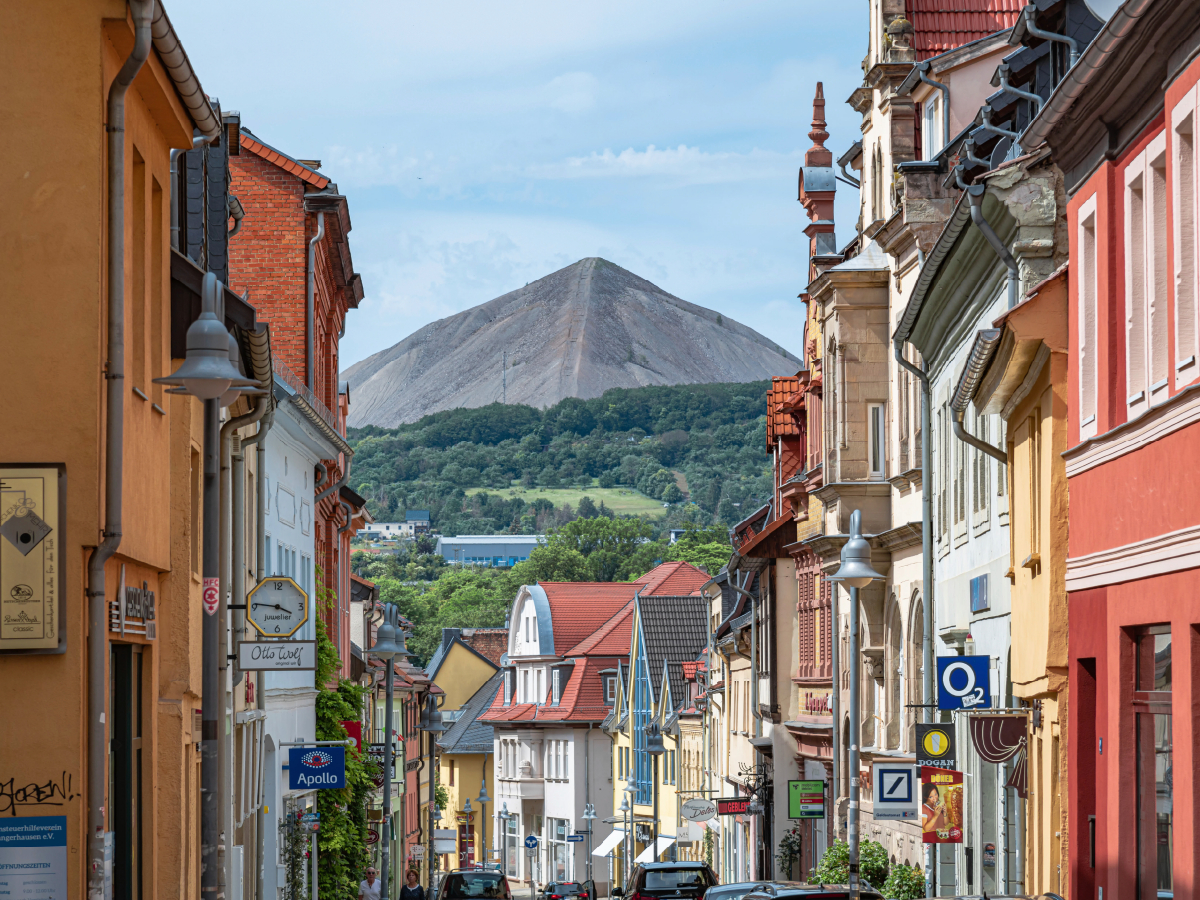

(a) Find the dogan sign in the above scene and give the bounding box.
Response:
[289,746,346,790]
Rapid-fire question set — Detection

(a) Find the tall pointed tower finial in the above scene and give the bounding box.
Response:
[805,82,832,167]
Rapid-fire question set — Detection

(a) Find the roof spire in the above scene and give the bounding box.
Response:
[806,82,831,167]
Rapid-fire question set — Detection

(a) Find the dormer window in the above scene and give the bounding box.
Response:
[552,669,561,705]
[605,677,616,705]
[504,670,512,706]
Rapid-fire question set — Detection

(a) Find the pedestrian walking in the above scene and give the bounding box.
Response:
[400,868,426,900]
[360,867,382,900]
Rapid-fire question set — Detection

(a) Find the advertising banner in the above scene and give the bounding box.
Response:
[871,764,916,821]
[716,798,751,816]
[920,766,964,843]
[915,723,956,769]
[289,746,347,790]
[936,655,991,710]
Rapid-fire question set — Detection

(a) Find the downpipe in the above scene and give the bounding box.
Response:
[966,178,1021,309]
[894,338,934,896]
[1022,4,1079,68]
[916,63,950,149]
[88,4,152,897]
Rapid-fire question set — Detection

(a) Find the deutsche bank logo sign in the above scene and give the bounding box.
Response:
[289,746,346,790]
[872,764,916,820]
[937,655,991,710]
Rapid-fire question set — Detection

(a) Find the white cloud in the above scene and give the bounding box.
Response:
[532,144,800,185]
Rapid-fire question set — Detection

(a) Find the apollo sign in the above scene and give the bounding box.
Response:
[289,746,346,790]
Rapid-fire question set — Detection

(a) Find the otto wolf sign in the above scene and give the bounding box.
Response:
[289,746,346,790]
[936,655,991,710]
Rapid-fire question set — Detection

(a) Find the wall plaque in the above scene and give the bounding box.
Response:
[0,466,65,653]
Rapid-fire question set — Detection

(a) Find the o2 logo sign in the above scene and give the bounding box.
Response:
[936,656,991,710]
[289,746,346,789]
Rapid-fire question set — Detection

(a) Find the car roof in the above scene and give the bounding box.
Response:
[638,862,710,869]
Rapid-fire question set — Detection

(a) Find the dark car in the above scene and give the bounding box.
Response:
[741,884,883,900]
[702,882,769,900]
[615,861,718,900]
[542,883,589,900]
[436,869,514,900]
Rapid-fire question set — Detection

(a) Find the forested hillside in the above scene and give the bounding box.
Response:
[347,381,772,535]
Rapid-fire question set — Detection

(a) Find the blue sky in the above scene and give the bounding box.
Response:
[169,1,867,368]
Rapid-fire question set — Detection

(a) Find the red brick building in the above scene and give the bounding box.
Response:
[1023,2,1200,898]
[228,126,365,674]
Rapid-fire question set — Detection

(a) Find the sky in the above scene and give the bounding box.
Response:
[169,1,868,369]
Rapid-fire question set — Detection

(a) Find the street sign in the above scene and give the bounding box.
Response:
[526,848,536,858]
[366,829,380,845]
[871,764,917,821]
[237,640,317,671]
[289,747,346,790]
[524,835,538,849]
[681,798,717,822]
[787,780,824,819]
[567,835,584,843]
[915,724,956,769]
[715,798,751,816]
[936,655,991,710]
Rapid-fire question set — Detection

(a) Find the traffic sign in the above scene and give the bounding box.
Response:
[524,834,538,849]
[567,835,584,843]
[915,724,956,769]
[872,764,917,820]
[936,655,991,710]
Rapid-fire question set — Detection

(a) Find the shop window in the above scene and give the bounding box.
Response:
[1133,625,1172,900]
[1079,198,1100,438]
[1173,89,1199,383]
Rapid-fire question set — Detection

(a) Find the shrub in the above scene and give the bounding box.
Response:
[810,839,888,890]
[881,863,926,900]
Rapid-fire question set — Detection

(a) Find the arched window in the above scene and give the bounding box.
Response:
[906,592,925,752]
[885,594,903,750]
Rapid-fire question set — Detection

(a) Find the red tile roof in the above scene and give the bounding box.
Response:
[767,376,802,446]
[566,602,634,656]
[240,131,331,189]
[633,561,710,596]
[906,0,1022,60]
[541,583,639,653]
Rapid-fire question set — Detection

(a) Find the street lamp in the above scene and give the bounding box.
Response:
[617,796,630,890]
[830,510,883,900]
[421,695,446,895]
[499,802,512,876]
[368,604,411,900]
[478,778,492,870]
[623,770,637,876]
[646,724,666,862]
[581,803,596,887]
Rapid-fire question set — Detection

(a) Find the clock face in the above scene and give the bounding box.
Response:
[247,577,309,638]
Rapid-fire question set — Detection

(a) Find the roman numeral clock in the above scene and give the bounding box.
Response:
[247,576,309,637]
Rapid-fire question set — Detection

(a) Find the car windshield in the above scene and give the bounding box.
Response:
[644,870,710,890]
[550,886,583,894]
[705,886,759,900]
[442,873,506,898]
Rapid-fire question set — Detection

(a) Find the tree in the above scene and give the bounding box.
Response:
[544,517,659,582]
[661,483,684,503]
[576,496,599,519]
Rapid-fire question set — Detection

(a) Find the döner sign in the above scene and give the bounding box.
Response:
[236,640,317,671]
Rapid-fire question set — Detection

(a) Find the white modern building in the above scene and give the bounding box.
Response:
[436,535,543,567]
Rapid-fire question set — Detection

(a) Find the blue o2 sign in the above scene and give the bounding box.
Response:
[936,655,991,710]
[289,746,346,790]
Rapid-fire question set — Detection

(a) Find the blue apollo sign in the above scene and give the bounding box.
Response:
[289,746,346,790]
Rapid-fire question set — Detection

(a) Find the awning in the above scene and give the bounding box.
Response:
[592,830,625,857]
[634,836,676,864]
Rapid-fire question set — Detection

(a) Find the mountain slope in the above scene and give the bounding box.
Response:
[342,257,799,427]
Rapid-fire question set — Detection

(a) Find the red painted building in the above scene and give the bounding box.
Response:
[228,127,365,676]
[1024,3,1200,898]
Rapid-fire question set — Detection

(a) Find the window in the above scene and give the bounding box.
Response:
[1079,198,1099,438]
[1174,89,1199,382]
[191,448,201,576]
[449,762,455,786]
[1125,135,1170,417]
[868,403,886,477]
[604,676,616,705]
[552,669,561,705]
[1133,626,1172,899]
[504,670,512,706]
[972,413,991,530]
[970,574,989,613]
[503,814,520,877]
[924,95,943,160]
[548,818,570,881]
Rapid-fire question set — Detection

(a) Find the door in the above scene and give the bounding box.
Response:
[110,644,143,900]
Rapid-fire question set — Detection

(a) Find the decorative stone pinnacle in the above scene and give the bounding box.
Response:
[805,82,832,168]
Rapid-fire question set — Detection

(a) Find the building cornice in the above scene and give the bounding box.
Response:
[1065,380,1200,478]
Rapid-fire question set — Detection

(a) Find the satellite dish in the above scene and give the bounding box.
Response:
[1084,0,1122,22]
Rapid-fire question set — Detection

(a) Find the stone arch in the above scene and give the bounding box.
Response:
[905,589,925,752]
[884,591,904,750]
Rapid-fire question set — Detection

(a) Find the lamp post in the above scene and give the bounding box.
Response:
[581,803,596,887]
[421,695,446,895]
[646,724,666,862]
[368,605,411,900]
[478,778,492,870]
[617,796,630,891]
[623,769,637,876]
[499,803,512,877]
[830,510,884,900]
[464,799,474,868]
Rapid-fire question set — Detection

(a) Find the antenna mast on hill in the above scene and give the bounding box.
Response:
[502,350,507,404]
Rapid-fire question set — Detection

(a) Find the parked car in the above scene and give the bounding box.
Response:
[436,869,514,900]
[540,882,589,900]
[702,882,769,900]
[741,884,883,900]
[614,861,718,900]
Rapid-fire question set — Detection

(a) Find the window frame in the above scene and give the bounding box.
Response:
[1173,87,1200,385]
[1078,194,1100,439]
[868,402,886,477]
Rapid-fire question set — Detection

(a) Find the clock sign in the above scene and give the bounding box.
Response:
[247,576,308,638]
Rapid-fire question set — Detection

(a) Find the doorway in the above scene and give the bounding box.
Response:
[110,643,144,900]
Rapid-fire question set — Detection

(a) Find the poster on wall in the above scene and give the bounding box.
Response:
[0,466,65,654]
[0,815,68,899]
[920,766,963,844]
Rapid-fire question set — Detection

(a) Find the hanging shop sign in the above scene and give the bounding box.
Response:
[237,640,317,671]
[680,799,717,822]
[367,742,399,788]
[247,576,309,638]
[915,724,956,769]
[109,564,156,638]
[788,780,825,819]
[289,747,346,790]
[936,655,991,710]
[920,767,963,844]
[871,764,917,821]
[366,829,381,846]
[0,465,65,654]
[716,798,751,816]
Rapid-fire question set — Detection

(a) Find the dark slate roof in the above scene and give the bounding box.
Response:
[638,594,709,711]
[439,672,503,755]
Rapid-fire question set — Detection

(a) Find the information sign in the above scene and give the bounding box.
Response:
[787,780,825,819]
[871,764,917,820]
[0,815,67,899]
